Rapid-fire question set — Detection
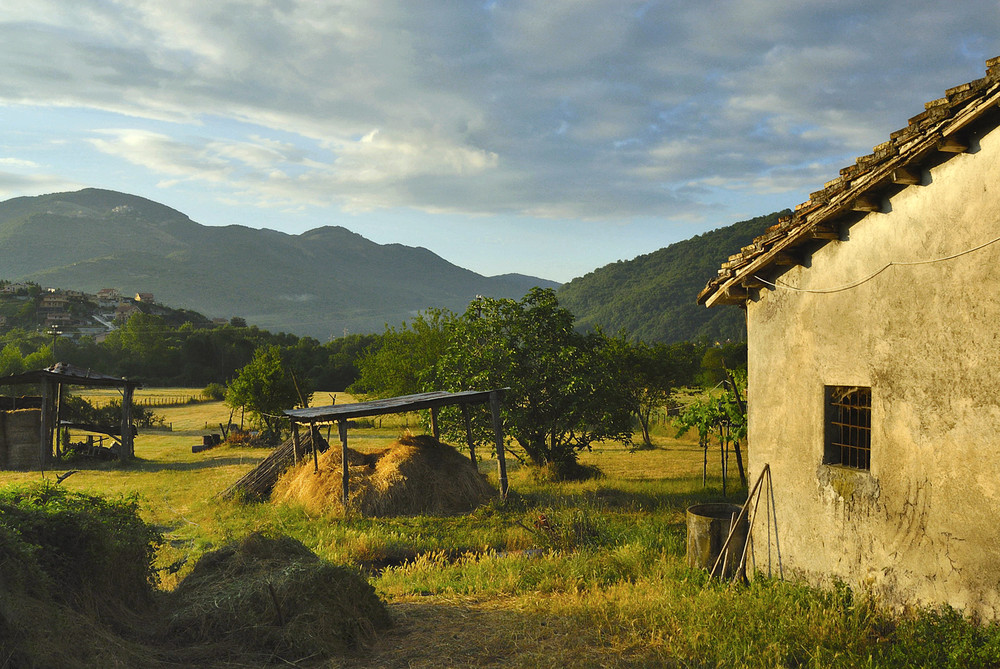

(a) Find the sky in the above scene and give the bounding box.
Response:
[0,2,998,284]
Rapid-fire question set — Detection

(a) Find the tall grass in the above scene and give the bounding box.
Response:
[3,390,999,667]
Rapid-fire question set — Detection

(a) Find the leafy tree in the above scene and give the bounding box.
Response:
[619,340,698,448]
[439,288,634,474]
[0,343,24,377]
[225,346,308,440]
[349,309,454,398]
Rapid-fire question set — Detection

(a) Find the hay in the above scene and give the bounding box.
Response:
[273,434,497,517]
[165,532,391,661]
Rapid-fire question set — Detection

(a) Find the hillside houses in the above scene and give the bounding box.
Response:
[0,284,163,338]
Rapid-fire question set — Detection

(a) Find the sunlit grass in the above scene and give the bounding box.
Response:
[3,389,994,667]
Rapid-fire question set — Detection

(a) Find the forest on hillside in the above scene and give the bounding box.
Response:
[558,210,789,343]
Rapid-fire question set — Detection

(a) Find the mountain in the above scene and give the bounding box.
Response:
[557,210,788,343]
[0,189,559,339]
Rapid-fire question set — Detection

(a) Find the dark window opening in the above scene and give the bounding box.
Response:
[825,386,871,470]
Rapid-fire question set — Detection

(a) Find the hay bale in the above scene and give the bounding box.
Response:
[165,532,390,660]
[272,434,497,516]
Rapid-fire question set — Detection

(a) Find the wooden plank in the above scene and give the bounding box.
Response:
[430,406,440,441]
[285,389,497,423]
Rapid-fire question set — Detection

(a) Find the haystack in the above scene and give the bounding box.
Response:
[165,533,390,660]
[272,434,496,516]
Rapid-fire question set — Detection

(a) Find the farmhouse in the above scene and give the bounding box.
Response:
[698,57,1000,617]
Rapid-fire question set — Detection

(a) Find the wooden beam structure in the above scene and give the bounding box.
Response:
[284,389,510,505]
[1,362,141,469]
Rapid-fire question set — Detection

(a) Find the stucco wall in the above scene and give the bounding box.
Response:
[747,126,1000,617]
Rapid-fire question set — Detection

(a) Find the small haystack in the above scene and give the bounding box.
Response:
[273,434,497,516]
[165,533,390,661]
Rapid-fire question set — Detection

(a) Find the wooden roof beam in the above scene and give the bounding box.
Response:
[851,196,882,213]
[937,136,969,153]
[807,225,840,240]
[772,250,804,266]
[891,166,923,185]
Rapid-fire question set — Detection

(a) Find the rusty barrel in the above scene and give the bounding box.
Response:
[686,503,748,579]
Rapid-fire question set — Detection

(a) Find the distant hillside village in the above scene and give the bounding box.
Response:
[0,280,223,339]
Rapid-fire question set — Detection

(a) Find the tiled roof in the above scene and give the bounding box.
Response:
[698,57,1000,307]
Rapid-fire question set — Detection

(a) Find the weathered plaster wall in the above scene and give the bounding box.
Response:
[748,126,1000,617]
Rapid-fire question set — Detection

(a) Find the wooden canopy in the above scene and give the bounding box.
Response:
[0,362,141,466]
[284,389,509,502]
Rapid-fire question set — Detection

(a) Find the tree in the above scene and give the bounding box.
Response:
[349,308,454,398]
[439,288,634,475]
[618,340,689,448]
[225,345,307,440]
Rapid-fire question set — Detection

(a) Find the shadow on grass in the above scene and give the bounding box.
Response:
[50,456,263,473]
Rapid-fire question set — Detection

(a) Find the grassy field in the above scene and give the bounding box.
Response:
[3,390,997,668]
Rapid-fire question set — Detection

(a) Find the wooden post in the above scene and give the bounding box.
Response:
[39,379,51,471]
[339,420,349,510]
[292,423,302,466]
[430,407,440,441]
[489,390,508,498]
[311,422,319,473]
[460,404,476,464]
[121,384,134,460]
[54,382,64,458]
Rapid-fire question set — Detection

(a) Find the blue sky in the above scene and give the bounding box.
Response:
[1,1,998,283]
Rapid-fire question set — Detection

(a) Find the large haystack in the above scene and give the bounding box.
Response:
[165,533,390,661]
[273,434,496,516]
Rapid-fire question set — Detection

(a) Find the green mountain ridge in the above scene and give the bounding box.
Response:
[0,189,559,339]
[557,210,789,343]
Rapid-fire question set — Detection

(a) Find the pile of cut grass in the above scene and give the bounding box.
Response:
[164,532,391,664]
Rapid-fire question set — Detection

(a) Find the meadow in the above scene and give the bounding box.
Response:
[3,389,998,668]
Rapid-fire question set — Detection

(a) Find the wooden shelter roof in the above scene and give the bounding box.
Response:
[284,389,501,424]
[698,56,1000,308]
[0,362,141,389]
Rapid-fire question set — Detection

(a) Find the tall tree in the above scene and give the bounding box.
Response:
[440,288,634,475]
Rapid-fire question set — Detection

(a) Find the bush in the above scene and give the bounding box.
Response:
[202,382,226,401]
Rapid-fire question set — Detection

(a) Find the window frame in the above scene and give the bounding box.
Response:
[824,385,872,471]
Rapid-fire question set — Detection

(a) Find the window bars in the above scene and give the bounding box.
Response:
[826,386,871,470]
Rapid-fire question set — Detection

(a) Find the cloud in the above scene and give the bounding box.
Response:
[0,0,998,222]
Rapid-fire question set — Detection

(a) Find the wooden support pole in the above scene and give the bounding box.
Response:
[54,382,64,458]
[460,404,476,464]
[292,423,302,467]
[39,380,51,472]
[311,422,319,473]
[339,420,349,510]
[121,385,134,460]
[430,406,440,441]
[490,390,508,498]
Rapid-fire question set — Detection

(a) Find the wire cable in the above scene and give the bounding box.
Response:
[753,232,1000,295]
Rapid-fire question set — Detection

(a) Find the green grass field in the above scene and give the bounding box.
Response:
[2,390,997,668]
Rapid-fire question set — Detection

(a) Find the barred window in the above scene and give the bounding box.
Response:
[825,386,871,470]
